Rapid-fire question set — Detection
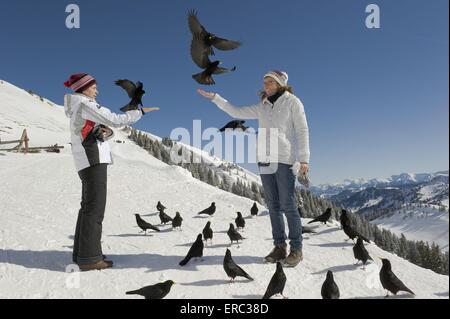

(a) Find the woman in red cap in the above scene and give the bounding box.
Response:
[64,73,158,271]
[198,70,310,268]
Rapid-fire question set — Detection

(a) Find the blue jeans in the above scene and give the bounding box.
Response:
[259,163,303,251]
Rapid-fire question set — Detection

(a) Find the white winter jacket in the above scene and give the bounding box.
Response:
[64,93,142,172]
[212,91,310,166]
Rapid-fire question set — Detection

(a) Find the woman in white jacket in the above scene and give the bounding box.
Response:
[63,73,158,271]
[198,71,310,267]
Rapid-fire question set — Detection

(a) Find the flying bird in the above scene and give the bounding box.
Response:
[188,9,241,57]
[219,120,248,132]
[115,79,146,112]
[191,33,236,85]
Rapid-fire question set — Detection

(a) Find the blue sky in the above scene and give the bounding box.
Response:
[0,0,448,184]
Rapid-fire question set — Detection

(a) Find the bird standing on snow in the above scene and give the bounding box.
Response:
[202,221,213,245]
[353,237,373,265]
[308,208,332,225]
[159,209,173,225]
[156,201,166,212]
[235,212,245,230]
[115,79,146,112]
[223,249,253,282]
[379,258,415,298]
[227,223,244,245]
[126,280,175,299]
[250,202,259,217]
[262,262,287,299]
[134,214,160,234]
[179,234,204,266]
[172,212,183,230]
[198,202,216,216]
[321,271,340,299]
[343,223,370,243]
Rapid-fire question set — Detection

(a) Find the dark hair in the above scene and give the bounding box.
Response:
[258,85,294,100]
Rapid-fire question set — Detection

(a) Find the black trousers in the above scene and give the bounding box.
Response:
[73,164,107,265]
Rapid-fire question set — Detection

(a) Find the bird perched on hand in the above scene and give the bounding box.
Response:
[202,221,213,245]
[156,201,166,212]
[250,202,259,217]
[262,262,287,299]
[379,258,415,298]
[188,9,241,57]
[190,33,236,85]
[172,212,183,230]
[179,234,204,266]
[223,249,253,282]
[308,208,332,225]
[235,212,245,230]
[353,237,373,265]
[198,202,216,216]
[227,223,244,245]
[134,214,160,234]
[343,223,370,243]
[219,120,248,132]
[321,271,340,299]
[159,209,173,225]
[340,209,350,228]
[126,280,175,299]
[115,79,146,112]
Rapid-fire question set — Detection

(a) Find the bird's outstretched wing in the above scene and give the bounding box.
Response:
[213,66,236,75]
[211,37,241,51]
[115,80,136,99]
[188,10,205,35]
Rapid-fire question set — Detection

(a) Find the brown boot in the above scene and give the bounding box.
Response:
[79,260,113,272]
[284,249,303,267]
[264,243,287,263]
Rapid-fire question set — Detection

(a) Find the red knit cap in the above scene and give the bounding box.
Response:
[64,73,96,92]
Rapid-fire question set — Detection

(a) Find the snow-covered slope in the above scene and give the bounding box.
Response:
[0,80,448,299]
[373,206,449,251]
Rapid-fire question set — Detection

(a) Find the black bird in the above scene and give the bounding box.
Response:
[115,79,145,112]
[321,271,340,299]
[172,212,183,230]
[227,223,244,245]
[353,237,373,265]
[126,280,175,299]
[301,226,316,234]
[308,208,332,225]
[156,201,166,212]
[179,234,204,266]
[134,214,160,234]
[379,258,415,297]
[191,33,236,85]
[250,202,259,217]
[159,209,173,225]
[262,262,287,299]
[235,212,245,230]
[202,221,213,245]
[188,9,241,57]
[343,223,370,243]
[198,202,216,216]
[340,209,350,228]
[223,249,253,282]
[219,120,248,132]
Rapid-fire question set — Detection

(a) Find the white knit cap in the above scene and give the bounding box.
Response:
[264,70,289,87]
